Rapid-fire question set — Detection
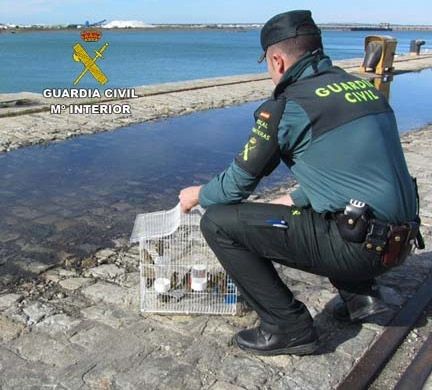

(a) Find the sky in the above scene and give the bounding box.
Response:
[1,0,431,25]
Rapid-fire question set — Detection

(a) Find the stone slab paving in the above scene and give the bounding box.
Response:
[0,126,431,389]
[1,55,432,153]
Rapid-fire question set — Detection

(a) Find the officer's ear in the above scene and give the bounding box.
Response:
[269,51,287,76]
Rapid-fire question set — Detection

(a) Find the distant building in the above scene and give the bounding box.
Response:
[102,20,155,29]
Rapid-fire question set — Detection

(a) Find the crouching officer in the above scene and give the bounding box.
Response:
[179,10,424,356]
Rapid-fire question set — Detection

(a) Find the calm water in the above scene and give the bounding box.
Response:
[0,69,431,285]
[390,69,432,131]
[0,29,432,93]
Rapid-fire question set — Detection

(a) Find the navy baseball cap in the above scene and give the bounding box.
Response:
[258,10,321,63]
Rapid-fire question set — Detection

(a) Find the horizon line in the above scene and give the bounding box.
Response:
[1,21,432,27]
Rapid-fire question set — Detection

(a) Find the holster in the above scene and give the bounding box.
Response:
[335,214,369,243]
[349,218,420,268]
[381,224,416,267]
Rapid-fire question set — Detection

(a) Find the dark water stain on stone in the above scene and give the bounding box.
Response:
[0,102,291,286]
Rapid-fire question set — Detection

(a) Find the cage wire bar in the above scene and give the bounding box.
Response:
[130,203,239,315]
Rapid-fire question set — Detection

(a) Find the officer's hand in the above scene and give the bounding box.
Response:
[179,186,202,213]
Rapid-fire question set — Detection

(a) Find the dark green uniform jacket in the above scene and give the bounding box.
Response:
[199,52,416,224]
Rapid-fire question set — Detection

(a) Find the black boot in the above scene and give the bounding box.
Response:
[333,288,389,323]
[233,325,319,356]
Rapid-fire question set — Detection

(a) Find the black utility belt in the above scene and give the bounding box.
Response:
[335,213,422,268]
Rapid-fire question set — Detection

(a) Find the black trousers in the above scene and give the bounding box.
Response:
[200,203,387,333]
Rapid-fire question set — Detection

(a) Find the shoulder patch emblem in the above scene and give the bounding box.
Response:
[259,111,271,120]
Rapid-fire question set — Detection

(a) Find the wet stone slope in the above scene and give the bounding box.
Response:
[0,126,431,389]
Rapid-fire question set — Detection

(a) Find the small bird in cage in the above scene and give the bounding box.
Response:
[141,248,154,264]
[180,269,192,292]
[155,240,164,256]
[142,265,155,288]
[170,271,179,289]
[208,271,228,294]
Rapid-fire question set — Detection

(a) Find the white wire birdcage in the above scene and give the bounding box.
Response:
[130,203,239,315]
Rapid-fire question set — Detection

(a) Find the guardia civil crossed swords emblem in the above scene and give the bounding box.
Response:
[43,21,135,115]
[73,21,109,85]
